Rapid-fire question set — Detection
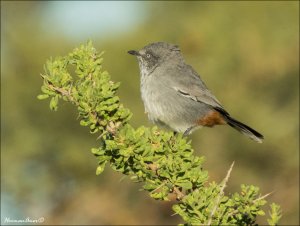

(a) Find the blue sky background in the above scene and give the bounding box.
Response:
[41,1,147,42]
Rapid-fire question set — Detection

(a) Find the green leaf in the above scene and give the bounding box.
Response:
[80,119,89,126]
[37,94,49,100]
[175,180,193,190]
[96,161,107,175]
[49,95,59,111]
[91,148,102,155]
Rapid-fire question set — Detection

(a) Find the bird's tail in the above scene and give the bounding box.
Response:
[215,107,264,143]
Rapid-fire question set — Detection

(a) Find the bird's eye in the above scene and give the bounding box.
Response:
[146,53,151,58]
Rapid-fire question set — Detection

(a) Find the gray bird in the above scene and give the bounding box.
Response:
[128,42,264,143]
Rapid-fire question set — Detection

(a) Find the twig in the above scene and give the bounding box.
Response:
[41,74,77,104]
[207,161,235,226]
[97,131,108,140]
[253,191,274,203]
[150,181,167,194]
[173,186,185,200]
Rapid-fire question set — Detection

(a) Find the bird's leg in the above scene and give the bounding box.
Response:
[183,126,195,136]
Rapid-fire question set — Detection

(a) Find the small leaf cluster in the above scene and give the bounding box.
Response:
[173,183,268,225]
[38,41,132,134]
[267,203,282,226]
[92,124,207,200]
[38,42,282,225]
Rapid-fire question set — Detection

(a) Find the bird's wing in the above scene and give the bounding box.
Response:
[171,64,224,109]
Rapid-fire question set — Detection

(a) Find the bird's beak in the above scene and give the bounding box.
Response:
[128,50,140,56]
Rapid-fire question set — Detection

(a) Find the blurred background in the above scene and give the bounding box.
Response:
[1,1,299,225]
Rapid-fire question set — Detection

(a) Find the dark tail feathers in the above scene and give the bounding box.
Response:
[215,107,264,143]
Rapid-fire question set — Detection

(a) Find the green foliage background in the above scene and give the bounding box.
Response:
[1,1,299,225]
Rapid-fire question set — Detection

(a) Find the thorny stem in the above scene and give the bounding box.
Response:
[207,161,235,226]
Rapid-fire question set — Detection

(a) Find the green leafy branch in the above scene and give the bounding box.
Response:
[38,41,282,225]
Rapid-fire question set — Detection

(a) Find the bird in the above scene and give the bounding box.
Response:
[128,42,264,143]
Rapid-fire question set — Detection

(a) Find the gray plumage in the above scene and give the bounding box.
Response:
[128,42,264,143]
